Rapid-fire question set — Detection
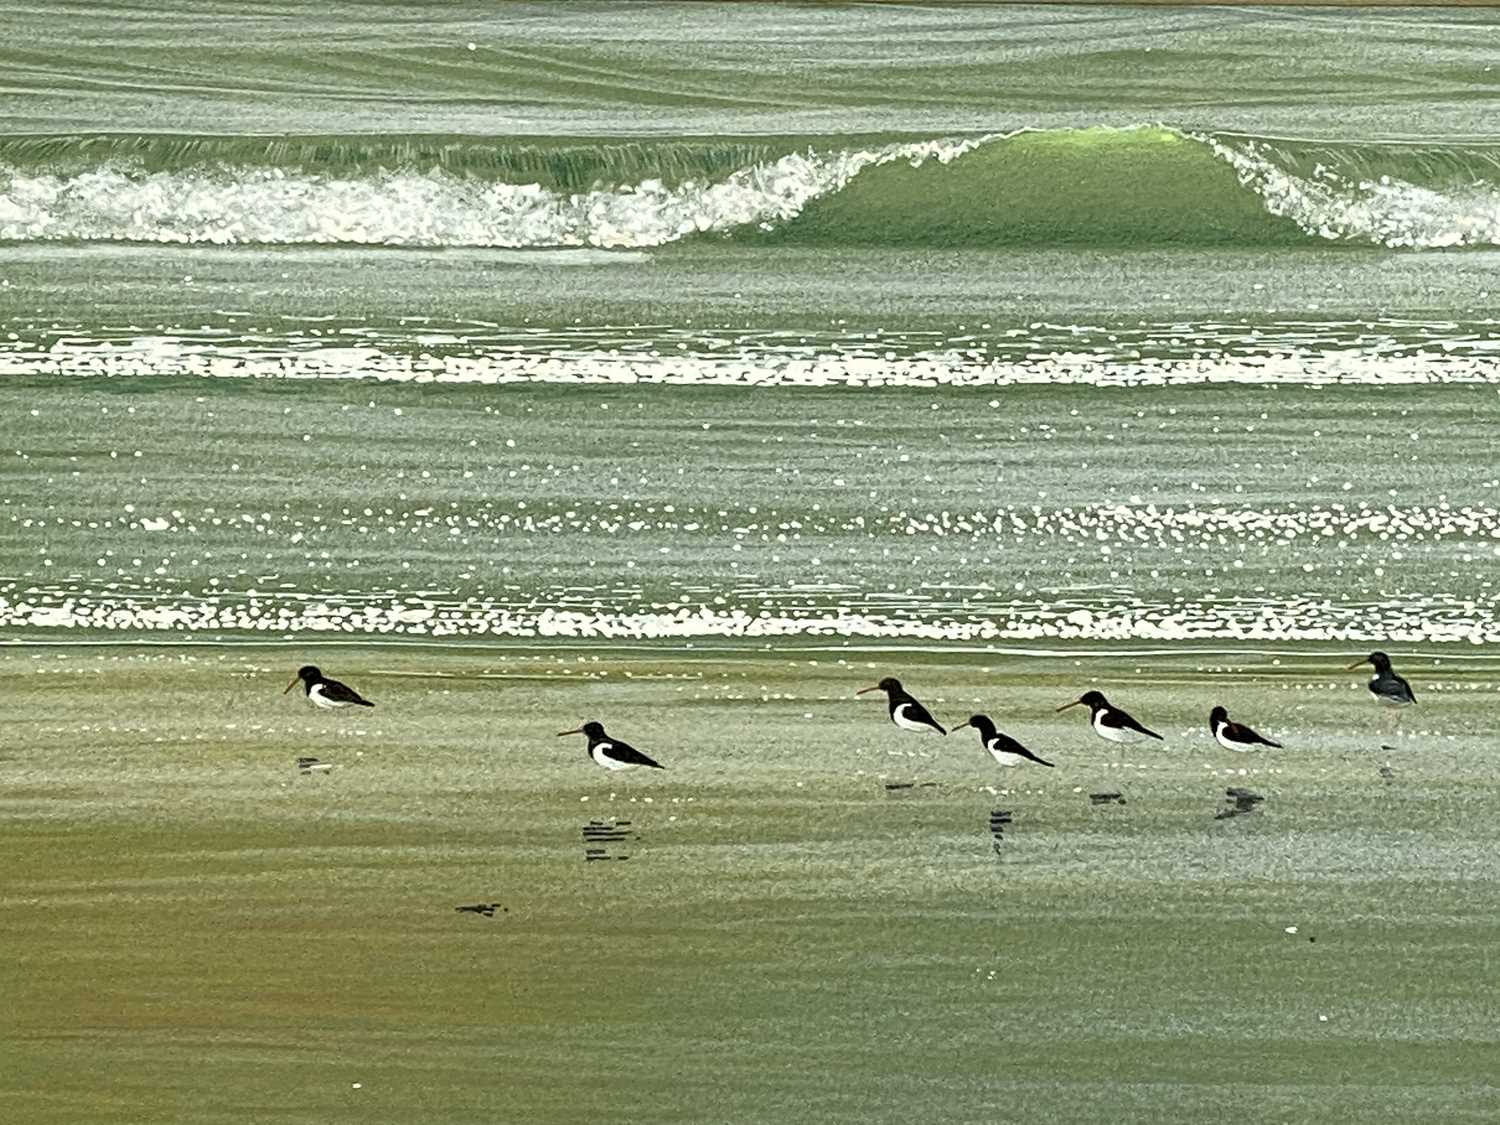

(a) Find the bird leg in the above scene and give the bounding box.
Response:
[1382,707,1404,739]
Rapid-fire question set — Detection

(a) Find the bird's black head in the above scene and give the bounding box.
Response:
[955,714,997,738]
[1057,689,1108,714]
[856,677,903,697]
[283,665,322,695]
[557,720,605,740]
[1348,651,1393,672]
[1209,705,1229,725]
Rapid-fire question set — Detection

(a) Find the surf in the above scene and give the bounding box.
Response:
[3,126,1500,249]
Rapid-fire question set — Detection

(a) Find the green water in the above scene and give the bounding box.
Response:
[4,4,1500,1122]
[4,245,1498,646]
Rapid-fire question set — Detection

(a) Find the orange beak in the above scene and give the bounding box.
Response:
[952,720,971,731]
[855,685,881,696]
[1345,659,1369,670]
[283,676,299,695]
[1055,700,1084,712]
[557,727,584,737]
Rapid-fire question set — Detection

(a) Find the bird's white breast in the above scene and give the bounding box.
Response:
[308,683,348,709]
[1093,711,1140,743]
[986,738,1023,767]
[590,742,633,770]
[1213,721,1252,752]
[893,702,938,733]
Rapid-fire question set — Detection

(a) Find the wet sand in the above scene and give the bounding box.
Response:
[4,643,1498,1123]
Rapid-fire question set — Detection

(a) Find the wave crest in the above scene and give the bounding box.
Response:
[0,137,978,248]
[3,127,1500,249]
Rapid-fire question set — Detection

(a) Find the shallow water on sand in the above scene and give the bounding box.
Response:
[4,645,1500,1123]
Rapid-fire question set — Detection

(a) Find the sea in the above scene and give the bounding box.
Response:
[4,2,1500,652]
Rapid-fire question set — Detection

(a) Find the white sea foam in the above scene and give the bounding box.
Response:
[5,332,1497,387]
[1202,134,1500,249]
[0,137,981,248]
[2,127,1500,250]
[2,587,1496,645]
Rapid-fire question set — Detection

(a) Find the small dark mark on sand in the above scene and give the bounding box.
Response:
[989,809,1013,855]
[1216,787,1265,819]
[884,781,940,795]
[583,819,634,861]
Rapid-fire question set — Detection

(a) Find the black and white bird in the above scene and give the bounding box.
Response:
[953,714,1054,768]
[1347,651,1416,707]
[557,721,665,771]
[283,665,374,709]
[1209,706,1281,751]
[856,677,946,735]
[1056,690,1162,743]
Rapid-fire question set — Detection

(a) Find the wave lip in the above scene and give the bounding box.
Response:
[3,126,1500,249]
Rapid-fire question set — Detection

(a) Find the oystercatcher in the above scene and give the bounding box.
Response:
[1056,690,1162,742]
[1209,706,1281,751]
[557,721,665,771]
[283,665,374,709]
[1347,652,1416,707]
[953,714,1054,768]
[856,677,946,735]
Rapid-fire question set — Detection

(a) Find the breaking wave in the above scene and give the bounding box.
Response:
[3,126,1500,249]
